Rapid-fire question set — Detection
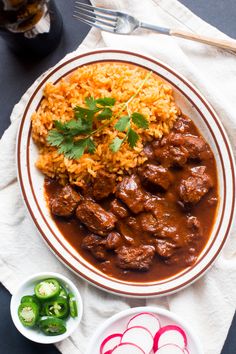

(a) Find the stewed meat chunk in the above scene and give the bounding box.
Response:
[153,142,188,167]
[137,213,159,234]
[116,174,148,214]
[153,133,212,167]
[179,134,212,160]
[76,200,117,236]
[110,199,129,219]
[81,234,106,261]
[116,245,155,271]
[50,185,81,217]
[178,166,213,204]
[173,115,192,133]
[106,231,123,250]
[93,171,116,200]
[154,239,176,258]
[138,163,172,190]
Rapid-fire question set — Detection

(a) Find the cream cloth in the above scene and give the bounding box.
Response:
[0,1,236,353]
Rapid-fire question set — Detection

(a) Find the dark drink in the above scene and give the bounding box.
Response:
[0,0,63,56]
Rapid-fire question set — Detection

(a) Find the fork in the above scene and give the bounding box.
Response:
[73,1,236,53]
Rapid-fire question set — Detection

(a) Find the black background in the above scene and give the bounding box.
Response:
[0,0,236,353]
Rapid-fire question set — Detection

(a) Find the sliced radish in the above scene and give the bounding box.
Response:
[121,326,153,354]
[127,312,161,337]
[183,349,190,354]
[100,333,123,354]
[153,325,187,351]
[155,344,184,353]
[112,343,145,354]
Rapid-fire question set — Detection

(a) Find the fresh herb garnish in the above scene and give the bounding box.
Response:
[47,71,152,159]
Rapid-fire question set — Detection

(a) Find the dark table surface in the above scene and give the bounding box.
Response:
[0,1,236,353]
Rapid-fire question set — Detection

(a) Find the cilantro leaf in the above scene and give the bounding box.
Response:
[86,138,96,153]
[97,107,112,120]
[57,137,74,156]
[131,112,149,129]
[96,97,116,106]
[110,137,124,152]
[65,139,88,160]
[85,96,97,110]
[47,130,64,147]
[127,128,139,148]
[114,116,130,132]
[54,120,68,131]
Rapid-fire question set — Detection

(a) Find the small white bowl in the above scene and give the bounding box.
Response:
[10,272,83,344]
[85,306,203,354]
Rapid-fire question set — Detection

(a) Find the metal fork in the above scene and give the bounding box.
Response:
[73,1,236,53]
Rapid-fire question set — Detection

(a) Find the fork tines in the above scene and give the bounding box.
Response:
[73,1,117,32]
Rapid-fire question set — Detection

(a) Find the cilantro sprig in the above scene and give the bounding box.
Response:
[110,112,148,152]
[47,97,114,159]
[46,71,152,159]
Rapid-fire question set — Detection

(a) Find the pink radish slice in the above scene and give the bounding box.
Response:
[121,326,153,354]
[155,344,184,354]
[100,334,123,354]
[127,312,161,337]
[112,343,145,354]
[183,349,190,354]
[153,325,187,351]
[104,351,113,354]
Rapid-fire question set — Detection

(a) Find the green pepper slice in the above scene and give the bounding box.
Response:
[18,302,39,327]
[59,286,68,300]
[44,297,69,319]
[38,316,66,336]
[34,279,60,300]
[21,295,41,306]
[68,293,78,318]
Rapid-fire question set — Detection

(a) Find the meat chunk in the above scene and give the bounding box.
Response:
[106,231,123,250]
[187,216,201,232]
[155,239,176,258]
[81,234,106,261]
[116,245,155,271]
[137,213,159,234]
[50,185,81,217]
[76,200,117,236]
[153,142,189,168]
[110,199,129,219]
[143,143,155,160]
[116,174,148,214]
[152,133,212,167]
[173,115,192,133]
[178,166,213,204]
[138,164,172,190]
[179,134,212,160]
[92,171,116,200]
[144,197,167,221]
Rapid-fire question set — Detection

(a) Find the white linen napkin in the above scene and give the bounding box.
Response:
[0,1,236,353]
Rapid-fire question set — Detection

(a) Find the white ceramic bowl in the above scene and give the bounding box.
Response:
[17,48,235,297]
[10,272,83,344]
[85,306,203,354]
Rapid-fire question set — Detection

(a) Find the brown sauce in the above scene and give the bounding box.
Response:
[44,116,218,283]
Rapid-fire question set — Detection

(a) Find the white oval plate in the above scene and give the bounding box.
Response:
[85,306,204,354]
[17,48,235,297]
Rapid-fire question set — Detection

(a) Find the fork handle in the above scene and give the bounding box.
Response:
[140,22,236,52]
[170,29,236,52]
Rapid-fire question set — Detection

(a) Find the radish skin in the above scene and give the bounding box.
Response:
[153,325,187,351]
[121,326,153,354]
[127,312,161,337]
[154,344,184,354]
[112,343,145,354]
[100,333,122,354]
